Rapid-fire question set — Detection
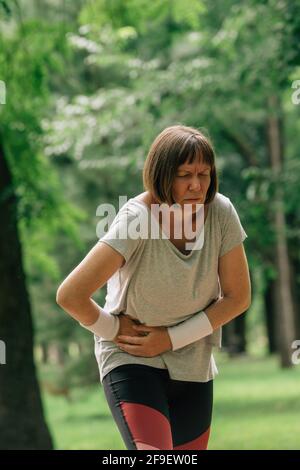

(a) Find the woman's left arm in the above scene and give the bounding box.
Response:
[163,243,251,351]
[204,243,251,330]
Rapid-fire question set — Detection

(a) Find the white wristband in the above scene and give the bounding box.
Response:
[79,306,120,341]
[167,310,213,351]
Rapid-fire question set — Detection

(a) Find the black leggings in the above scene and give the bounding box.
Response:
[102,364,213,450]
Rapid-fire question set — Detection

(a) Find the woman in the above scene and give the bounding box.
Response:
[56,125,251,450]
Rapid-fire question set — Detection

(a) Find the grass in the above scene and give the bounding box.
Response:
[209,353,300,449]
[41,353,300,450]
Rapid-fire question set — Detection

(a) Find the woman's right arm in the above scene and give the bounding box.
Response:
[56,241,125,326]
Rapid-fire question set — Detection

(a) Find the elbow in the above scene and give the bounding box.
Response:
[56,284,73,309]
[56,286,65,307]
[245,285,252,311]
[240,293,252,313]
[224,289,251,313]
[227,293,251,315]
[237,281,252,313]
[56,282,90,311]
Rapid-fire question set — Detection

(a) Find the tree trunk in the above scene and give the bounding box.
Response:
[48,343,65,366]
[267,95,296,368]
[40,341,49,364]
[233,313,246,354]
[288,255,300,339]
[285,213,300,339]
[0,140,53,449]
[222,316,246,356]
[263,278,277,353]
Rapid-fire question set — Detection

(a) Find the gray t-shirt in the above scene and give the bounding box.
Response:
[94,192,248,383]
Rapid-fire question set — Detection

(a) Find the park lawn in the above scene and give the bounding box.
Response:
[209,354,300,449]
[41,354,300,450]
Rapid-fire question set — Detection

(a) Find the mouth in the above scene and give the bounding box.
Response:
[184,197,202,201]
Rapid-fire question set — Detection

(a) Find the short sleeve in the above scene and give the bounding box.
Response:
[99,204,143,264]
[219,199,248,257]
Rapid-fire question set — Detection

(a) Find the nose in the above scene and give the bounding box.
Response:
[188,175,202,191]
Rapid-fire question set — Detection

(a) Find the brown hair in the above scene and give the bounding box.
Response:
[143,124,218,205]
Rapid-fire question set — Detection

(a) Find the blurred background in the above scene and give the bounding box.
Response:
[0,0,300,450]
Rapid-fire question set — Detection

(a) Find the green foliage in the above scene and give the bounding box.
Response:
[0,13,84,264]
[0,4,90,359]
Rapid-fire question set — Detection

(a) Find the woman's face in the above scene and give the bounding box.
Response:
[171,159,211,211]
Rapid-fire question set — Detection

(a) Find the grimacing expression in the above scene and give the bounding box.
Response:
[171,160,211,211]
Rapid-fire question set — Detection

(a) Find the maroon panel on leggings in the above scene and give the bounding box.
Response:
[121,402,173,449]
[173,426,210,450]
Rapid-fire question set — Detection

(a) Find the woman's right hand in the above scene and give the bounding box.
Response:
[112,313,146,343]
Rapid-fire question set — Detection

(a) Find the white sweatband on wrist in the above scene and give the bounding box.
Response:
[167,310,213,351]
[79,307,120,341]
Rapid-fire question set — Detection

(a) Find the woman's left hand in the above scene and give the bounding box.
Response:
[114,324,173,357]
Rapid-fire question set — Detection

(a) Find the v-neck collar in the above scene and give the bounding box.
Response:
[130,198,212,259]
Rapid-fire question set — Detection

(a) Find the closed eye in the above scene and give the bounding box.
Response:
[177,173,210,177]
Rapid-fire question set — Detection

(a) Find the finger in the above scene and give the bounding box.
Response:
[117,343,148,357]
[117,335,144,344]
[132,326,148,333]
[132,325,154,332]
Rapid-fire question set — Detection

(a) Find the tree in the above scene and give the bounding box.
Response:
[0,1,81,448]
[0,139,53,449]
